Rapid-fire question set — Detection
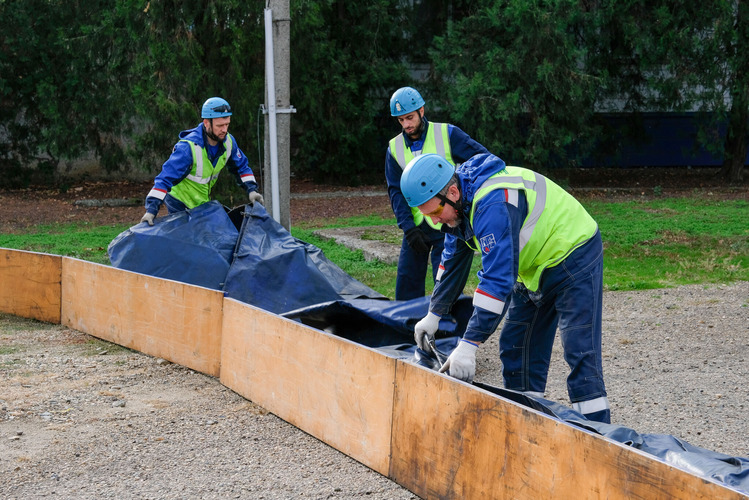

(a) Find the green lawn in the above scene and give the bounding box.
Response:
[587,198,748,290]
[0,197,745,299]
[290,198,747,297]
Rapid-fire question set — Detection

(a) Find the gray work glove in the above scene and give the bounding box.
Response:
[140,212,155,226]
[439,339,479,383]
[414,312,440,351]
[248,191,264,205]
[404,227,430,254]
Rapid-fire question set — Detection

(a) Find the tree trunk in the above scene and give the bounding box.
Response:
[721,0,748,183]
[720,99,747,183]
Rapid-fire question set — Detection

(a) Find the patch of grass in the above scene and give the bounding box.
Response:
[0,222,131,264]
[0,345,22,355]
[586,198,748,290]
[360,226,402,246]
[292,227,483,298]
[291,228,398,297]
[77,338,132,357]
[1,197,746,295]
[0,313,58,331]
[294,214,396,231]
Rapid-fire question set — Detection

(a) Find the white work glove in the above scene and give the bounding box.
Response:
[140,212,155,226]
[439,339,479,383]
[414,312,440,351]
[248,191,264,205]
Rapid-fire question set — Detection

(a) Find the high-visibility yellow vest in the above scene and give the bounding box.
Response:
[389,122,453,229]
[467,166,598,291]
[170,135,234,209]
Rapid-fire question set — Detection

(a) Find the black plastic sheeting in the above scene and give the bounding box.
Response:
[107,201,748,495]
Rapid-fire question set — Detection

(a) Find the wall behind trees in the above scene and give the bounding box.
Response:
[0,0,745,189]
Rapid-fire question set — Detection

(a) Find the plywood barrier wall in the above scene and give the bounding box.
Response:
[0,248,61,323]
[60,258,224,377]
[220,298,395,476]
[390,361,743,500]
[1,248,744,498]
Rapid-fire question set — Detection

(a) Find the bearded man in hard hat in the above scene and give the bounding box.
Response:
[385,86,488,300]
[401,152,611,423]
[140,97,263,226]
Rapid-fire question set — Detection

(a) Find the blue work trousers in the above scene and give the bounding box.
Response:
[499,230,609,422]
[395,224,445,301]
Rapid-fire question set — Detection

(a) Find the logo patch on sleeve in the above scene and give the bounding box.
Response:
[479,234,496,253]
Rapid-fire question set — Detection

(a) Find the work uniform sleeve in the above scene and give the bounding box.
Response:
[448,125,490,164]
[461,191,520,344]
[428,233,475,317]
[225,137,258,193]
[385,148,417,232]
[144,141,194,215]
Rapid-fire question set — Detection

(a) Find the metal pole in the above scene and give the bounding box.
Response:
[273,0,292,230]
[264,8,281,223]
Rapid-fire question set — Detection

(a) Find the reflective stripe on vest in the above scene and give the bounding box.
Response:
[185,141,223,185]
[170,135,234,209]
[390,122,452,170]
[467,166,597,291]
[471,173,545,253]
[390,122,453,229]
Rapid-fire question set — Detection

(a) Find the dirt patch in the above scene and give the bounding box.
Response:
[313,226,401,264]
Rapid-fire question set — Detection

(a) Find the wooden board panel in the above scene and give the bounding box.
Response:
[220,298,395,476]
[0,248,61,323]
[390,361,744,500]
[60,258,223,377]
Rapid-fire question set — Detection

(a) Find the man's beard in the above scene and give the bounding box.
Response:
[206,128,222,142]
[406,117,425,139]
[446,216,462,228]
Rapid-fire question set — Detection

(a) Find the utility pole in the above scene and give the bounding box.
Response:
[263,0,293,229]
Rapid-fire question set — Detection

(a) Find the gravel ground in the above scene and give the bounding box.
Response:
[1,281,747,499]
[0,317,418,499]
[478,280,749,460]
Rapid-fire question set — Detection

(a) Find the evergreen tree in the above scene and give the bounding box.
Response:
[0,0,141,186]
[289,0,412,183]
[590,1,746,182]
[428,0,602,169]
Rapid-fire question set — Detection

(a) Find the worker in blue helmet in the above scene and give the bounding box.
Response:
[140,97,263,225]
[402,152,611,424]
[385,86,488,300]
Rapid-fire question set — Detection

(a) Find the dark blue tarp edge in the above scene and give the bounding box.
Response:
[471,382,749,494]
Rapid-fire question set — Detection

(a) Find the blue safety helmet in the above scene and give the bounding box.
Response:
[201,97,232,119]
[390,87,425,117]
[401,154,455,207]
